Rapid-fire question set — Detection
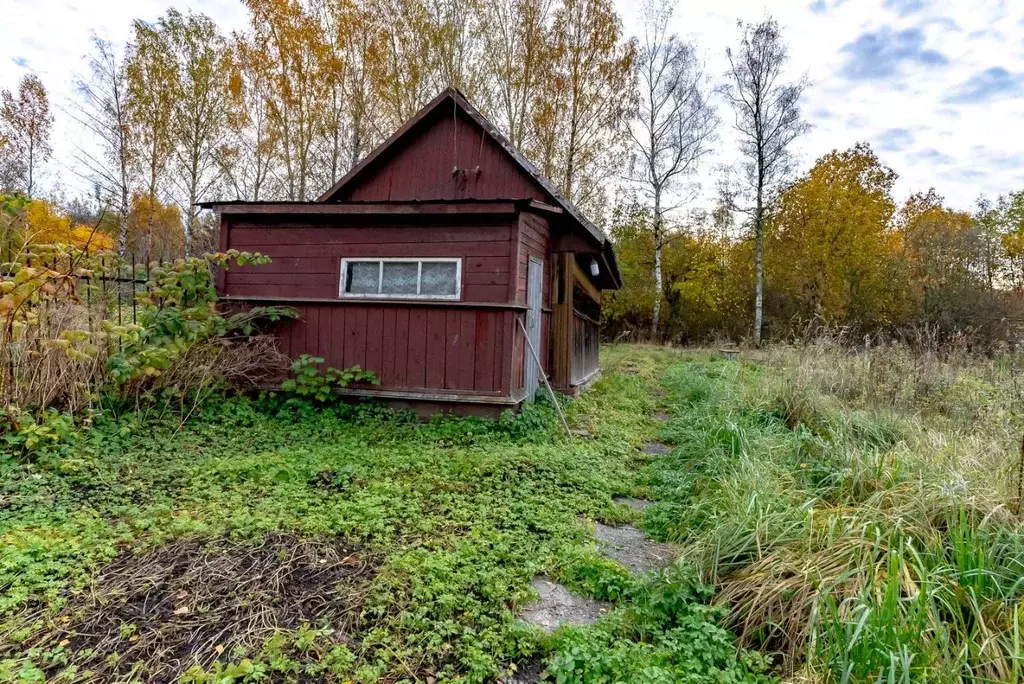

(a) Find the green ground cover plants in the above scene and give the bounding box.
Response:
[6,340,1021,682]
[0,349,767,683]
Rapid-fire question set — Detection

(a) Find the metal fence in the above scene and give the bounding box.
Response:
[8,251,209,353]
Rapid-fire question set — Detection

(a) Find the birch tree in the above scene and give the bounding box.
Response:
[0,75,54,198]
[163,10,232,256]
[310,0,355,187]
[367,0,436,130]
[219,35,281,201]
[244,0,330,201]
[423,0,487,99]
[722,17,808,346]
[628,0,717,338]
[480,0,554,151]
[543,0,635,213]
[126,18,179,245]
[72,36,134,255]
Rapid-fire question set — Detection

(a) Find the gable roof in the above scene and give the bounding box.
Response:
[317,88,619,286]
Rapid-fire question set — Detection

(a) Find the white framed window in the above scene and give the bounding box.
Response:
[339,258,462,300]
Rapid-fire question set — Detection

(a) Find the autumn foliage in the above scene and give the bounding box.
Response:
[605,143,1024,345]
[1,1,1022,350]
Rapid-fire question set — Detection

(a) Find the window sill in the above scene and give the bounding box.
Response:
[221,295,528,310]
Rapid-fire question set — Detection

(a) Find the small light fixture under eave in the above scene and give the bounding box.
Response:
[590,258,600,277]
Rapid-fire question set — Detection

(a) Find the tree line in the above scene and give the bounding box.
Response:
[2,0,637,262]
[605,144,1024,346]
[1,0,1021,345]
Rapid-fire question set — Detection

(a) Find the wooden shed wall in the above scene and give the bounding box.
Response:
[224,216,514,302]
[220,213,525,398]
[274,304,514,396]
[333,107,549,204]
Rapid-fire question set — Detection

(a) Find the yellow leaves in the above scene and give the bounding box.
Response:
[60,330,91,343]
[14,266,37,285]
[69,225,114,252]
[23,200,70,243]
[228,69,244,99]
[65,348,93,362]
[126,193,184,260]
[766,143,900,326]
[9,199,115,253]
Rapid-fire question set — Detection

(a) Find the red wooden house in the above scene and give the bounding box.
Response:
[208,88,620,415]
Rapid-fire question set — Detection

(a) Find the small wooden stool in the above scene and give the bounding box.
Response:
[720,348,740,361]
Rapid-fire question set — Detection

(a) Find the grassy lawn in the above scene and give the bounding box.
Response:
[3,343,1023,683]
[0,346,769,683]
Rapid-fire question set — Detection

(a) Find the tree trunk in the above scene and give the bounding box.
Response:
[754,183,764,348]
[652,186,663,340]
[118,200,129,257]
[186,184,197,259]
[27,139,34,199]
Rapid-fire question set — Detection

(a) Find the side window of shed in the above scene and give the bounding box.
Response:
[340,258,462,299]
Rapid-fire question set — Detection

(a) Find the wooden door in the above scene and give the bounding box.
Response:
[524,257,544,402]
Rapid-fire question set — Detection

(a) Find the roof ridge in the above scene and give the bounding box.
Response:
[316,88,608,247]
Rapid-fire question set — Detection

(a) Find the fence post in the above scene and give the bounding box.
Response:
[131,252,137,327]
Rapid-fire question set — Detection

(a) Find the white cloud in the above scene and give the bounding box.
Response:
[0,0,249,200]
[615,0,1024,210]
[1,0,1022,211]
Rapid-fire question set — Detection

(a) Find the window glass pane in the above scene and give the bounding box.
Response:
[421,261,458,296]
[381,262,419,294]
[346,261,379,294]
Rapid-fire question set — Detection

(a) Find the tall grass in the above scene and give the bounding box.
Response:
[634,339,1024,682]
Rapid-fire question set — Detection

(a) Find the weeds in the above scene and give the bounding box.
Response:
[628,341,1024,682]
[0,366,678,682]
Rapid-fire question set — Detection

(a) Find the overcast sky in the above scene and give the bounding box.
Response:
[2,0,1022,211]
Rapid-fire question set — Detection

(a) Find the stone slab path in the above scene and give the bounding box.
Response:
[613,496,653,511]
[515,381,675,680]
[642,442,671,456]
[593,522,675,574]
[518,576,611,633]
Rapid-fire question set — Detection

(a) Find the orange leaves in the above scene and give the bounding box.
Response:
[126,193,184,261]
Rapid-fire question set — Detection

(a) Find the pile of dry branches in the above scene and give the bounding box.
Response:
[17,534,377,681]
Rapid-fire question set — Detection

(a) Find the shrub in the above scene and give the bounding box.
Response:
[0,245,296,461]
[279,354,378,403]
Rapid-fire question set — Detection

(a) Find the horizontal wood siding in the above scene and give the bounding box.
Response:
[223,217,513,303]
[272,304,514,396]
[336,106,549,204]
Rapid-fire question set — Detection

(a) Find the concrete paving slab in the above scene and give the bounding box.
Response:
[613,496,653,511]
[518,576,611,633]
[593,523,675,574]
[642,442,671,455]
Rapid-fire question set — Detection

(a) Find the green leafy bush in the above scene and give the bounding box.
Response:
[279,355,378,402]
[546,566,773,684]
